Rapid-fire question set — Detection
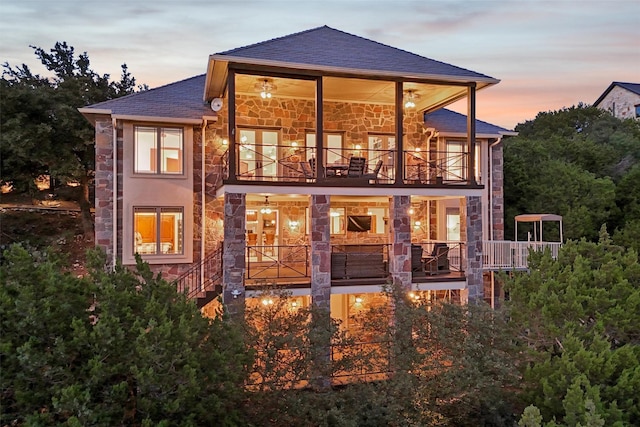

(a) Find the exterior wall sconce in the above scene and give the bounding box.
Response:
[413,220,421,230]
[288,220,299,230]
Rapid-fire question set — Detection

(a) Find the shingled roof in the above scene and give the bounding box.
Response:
[80,75,209,122]
[215,26,497,82]
[424,108,517,136]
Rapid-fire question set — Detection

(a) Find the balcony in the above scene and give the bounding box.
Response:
[221,145,475,188]
[244,241,467,291]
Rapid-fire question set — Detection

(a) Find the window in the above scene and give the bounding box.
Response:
[367,207,386,234]
[446,140,465,181]
[330,208,345,234]
[635,104,640,118]
[446,207,460,241]
[134,207,183,255]
[305,207,345,234]
[134,126,183,174]
[306,133,344,164]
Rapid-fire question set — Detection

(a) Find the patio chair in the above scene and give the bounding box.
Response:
[424,244,450,275]
[362,159,383,183]
[411,244,426,275]
[347,156,366,177]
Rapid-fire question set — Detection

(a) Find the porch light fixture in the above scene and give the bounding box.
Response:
[404,90,418,109]
[255,78,277,99]
[260,196,272,214]
[288,220,299,230]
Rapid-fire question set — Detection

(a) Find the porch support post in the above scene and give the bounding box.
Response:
[394,82,404,186]
[222,192,246,316]
[389,195,412,290]
[465,195,484,303]
[467,84,477,185]
[227,69,238,183]
[315,77,325,179]
[309,194,331,391]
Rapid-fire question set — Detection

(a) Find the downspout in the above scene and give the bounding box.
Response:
[112,117,117,269]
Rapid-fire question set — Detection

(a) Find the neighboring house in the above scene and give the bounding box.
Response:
[593,81,640,120]
[80,26,545,323]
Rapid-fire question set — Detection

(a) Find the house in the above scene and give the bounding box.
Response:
[80,26,533,324]
[593,81,640,120]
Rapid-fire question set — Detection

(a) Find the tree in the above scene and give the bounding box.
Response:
[504,235,640,425]
[1,42,145,238]
[504,104,640,242]
[1,245,249,426]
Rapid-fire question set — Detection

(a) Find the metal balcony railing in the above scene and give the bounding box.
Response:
[482,241,562,270]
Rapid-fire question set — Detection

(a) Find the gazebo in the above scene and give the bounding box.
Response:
[514,214,563,243]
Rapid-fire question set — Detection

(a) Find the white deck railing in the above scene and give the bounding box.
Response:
[482,241,562,271]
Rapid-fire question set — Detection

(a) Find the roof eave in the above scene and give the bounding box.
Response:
[77,108,215,126]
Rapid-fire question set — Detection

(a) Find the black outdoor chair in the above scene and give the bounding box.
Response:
[347,156,366,177]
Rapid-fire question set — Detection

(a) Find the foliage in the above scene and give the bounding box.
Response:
[1,245,248,426]
[1,42,146,237]
[241,286,519,426]
[504,104,640,241]
[504,235,640,426]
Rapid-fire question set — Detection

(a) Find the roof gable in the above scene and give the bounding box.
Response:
[216,26,496,82]
[594,81,640,106]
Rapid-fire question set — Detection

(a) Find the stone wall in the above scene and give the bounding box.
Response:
[388,195,412,290]
[464,196,483,302]
[491,142,504,240]
[94,118,115,267]
[597,86,640,120]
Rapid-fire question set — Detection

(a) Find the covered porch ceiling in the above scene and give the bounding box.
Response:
[205,58,495,114]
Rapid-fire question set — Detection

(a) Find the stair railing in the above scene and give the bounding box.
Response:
[174,243,223,300]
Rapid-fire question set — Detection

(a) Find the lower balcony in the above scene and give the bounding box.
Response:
[245,241,466,292]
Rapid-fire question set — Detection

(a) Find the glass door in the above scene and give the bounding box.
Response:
[238,129,279,179]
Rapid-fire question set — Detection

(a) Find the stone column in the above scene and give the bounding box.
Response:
[389,195,412,291]
[310,194,331,309]
[94,118,115,268]
[222,192,246,315]
[491,143,505,240]
[465,195,484,303]
[309,194,331,391]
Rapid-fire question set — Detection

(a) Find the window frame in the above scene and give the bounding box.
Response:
[133,125,184,175]
[133,206,184,256]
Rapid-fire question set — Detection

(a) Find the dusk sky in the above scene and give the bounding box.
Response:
[1,0,638,130]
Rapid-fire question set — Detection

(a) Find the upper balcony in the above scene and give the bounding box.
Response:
[209,70,484,193]
[221,143,473,188]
